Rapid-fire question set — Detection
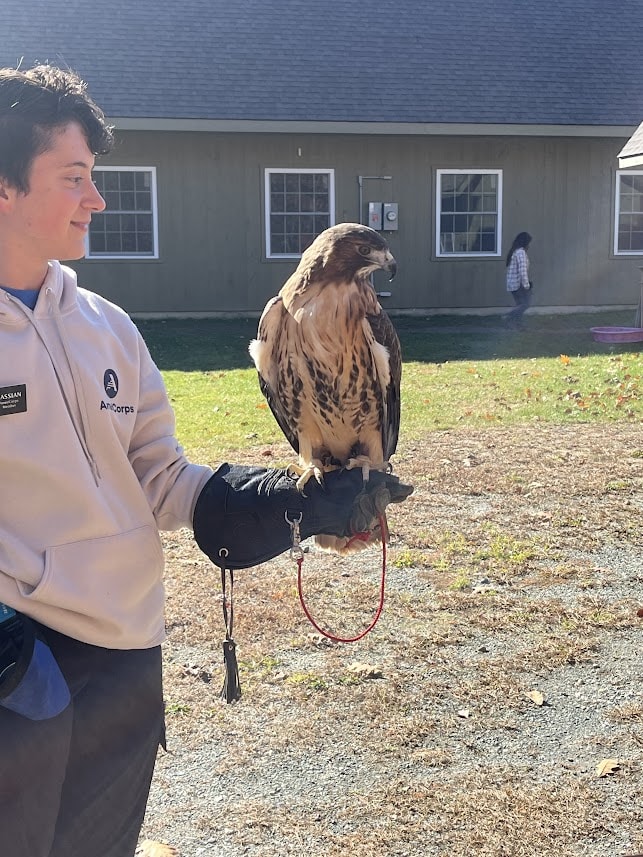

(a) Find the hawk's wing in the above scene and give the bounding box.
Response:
[367,309,401,461]
[250,296,301,454]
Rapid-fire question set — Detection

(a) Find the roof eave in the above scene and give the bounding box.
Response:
[619,153,643,168]
[108,118,637,137]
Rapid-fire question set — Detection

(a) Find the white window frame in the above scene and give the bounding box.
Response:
[614,169,643,256]
[264,168,335,259]
[435,168,503,258]
[86,166,159,260]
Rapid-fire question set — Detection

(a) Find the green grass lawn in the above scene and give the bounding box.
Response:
[135,312,642,462]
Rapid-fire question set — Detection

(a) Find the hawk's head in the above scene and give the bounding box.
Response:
[302,223,397,283]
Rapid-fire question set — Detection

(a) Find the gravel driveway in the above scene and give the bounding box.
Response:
[139,424,642,857]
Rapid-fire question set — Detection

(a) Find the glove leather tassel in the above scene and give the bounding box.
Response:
[221,638,241,703]
[220,568,242,703]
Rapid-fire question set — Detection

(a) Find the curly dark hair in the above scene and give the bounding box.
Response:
[0,64,114,193]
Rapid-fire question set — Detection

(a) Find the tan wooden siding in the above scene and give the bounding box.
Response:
[72,131,640,315]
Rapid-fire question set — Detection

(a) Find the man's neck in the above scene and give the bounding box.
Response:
[0,252,49,290]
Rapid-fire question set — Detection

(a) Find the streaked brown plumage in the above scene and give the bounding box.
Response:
[249,222,401,553]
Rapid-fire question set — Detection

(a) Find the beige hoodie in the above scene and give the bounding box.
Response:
[0,262,213,648]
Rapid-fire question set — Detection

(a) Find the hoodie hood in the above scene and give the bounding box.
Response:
[0,261,79,323]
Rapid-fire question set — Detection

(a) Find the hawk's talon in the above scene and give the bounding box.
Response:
[287,459,325,493]
[345,455,391,484]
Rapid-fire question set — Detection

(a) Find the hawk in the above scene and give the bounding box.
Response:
[249,222,401,554]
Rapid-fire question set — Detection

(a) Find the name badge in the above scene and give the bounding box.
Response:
[0,384,27,415]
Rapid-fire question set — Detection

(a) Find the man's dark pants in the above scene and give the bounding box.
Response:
[0,627,164,857]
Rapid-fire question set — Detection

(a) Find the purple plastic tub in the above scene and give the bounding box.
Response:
[590,326,643,343]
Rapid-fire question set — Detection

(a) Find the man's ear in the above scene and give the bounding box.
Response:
[0,176,15,205]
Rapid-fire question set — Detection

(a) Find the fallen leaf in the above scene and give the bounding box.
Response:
[410,748,451,765]
[182,662,211,683]
[307,633,334,648]
[526,690,546,706]
[136,841,179,857]
[411,749,435,760]
[346,662,383,679]
[595,758,620,778]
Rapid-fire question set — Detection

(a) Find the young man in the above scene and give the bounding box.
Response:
[0,64,411,857]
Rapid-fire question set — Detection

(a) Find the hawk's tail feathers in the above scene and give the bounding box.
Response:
[313,513,388,555]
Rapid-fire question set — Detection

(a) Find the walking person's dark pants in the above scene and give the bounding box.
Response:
[506,285,531,326]
[0,627,164,857]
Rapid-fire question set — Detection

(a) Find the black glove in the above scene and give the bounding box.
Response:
[193,464,413,569]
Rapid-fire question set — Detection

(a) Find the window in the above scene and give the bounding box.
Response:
[615,170,643,255]
[87,167,158,259]
[265,169,335,258]
[436,169,502,257]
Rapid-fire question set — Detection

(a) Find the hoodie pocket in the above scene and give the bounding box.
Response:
[18,525,164,622]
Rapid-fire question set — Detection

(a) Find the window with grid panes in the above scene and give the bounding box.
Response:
[88,167,158,258]
[265,169,334,257]
[615,170,643,254]
[436,169,502,257]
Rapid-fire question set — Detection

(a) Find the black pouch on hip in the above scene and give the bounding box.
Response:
[0,605,70,720]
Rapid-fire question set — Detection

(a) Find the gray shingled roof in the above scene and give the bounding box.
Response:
[3,0,643,126]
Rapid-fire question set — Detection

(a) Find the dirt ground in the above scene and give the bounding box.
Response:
[140,422,642,857]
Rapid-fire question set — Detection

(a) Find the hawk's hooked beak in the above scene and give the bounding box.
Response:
[383,254,397,281]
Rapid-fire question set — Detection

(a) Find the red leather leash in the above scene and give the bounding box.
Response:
[288,512,388,643]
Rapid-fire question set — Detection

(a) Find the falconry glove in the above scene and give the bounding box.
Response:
[193,464,413,569]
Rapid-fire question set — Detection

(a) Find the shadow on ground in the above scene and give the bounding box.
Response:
[135,311,641,372]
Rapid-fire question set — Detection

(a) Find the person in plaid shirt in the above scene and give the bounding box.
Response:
[504,231,533,329]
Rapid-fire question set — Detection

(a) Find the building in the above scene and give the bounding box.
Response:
[3,0,643,316]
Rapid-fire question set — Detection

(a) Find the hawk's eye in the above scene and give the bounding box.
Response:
[358,245,371,257]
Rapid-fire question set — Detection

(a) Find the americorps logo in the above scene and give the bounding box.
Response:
[100,369,135,416]
[104,369,119,398]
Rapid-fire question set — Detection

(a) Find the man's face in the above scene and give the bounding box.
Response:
[2,121,106,268]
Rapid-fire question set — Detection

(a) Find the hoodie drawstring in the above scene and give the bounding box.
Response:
[45,287,101,485]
